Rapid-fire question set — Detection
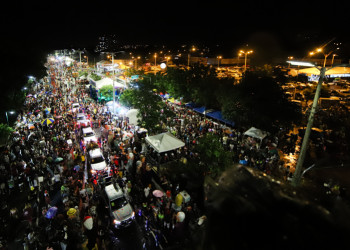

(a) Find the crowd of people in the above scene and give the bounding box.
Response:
[0,59,208,250]
[2,55,348,250]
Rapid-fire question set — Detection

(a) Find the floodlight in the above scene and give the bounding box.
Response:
[286,61,315,67]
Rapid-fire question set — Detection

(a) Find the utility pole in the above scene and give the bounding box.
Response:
[76,50,83,69]
[292,67,326,186]
[292,42,342,186]
[111,52,116,115]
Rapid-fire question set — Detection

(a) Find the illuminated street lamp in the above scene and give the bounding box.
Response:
[288,57,350,186]
[217,56,222,67]
[331,54,337,67]
[132,56,141,69]
[5,111,15,125]
[239,50,253,72]
[154,53,157,66]
[188,46,196,67]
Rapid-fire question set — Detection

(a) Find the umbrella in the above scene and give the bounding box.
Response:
[122,132,133,141]
[41,118,54,126]
[44,108,51,114]
[45,206,58,219]
[26,94,33,97]
[153,190,164,198]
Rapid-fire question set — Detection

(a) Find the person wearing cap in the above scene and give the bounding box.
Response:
[67,207,76,219]
[83,216,97,250]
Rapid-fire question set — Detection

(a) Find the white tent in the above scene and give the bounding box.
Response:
[244,127,267,141]
[95,78,125,89]
[145,132,185,153]
[126,109,139,125]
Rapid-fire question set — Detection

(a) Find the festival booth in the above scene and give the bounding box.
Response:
[243,127,267,148]
[94,77,126,90]
[205,110,235,127]
[126,109,139,125]
[145,132,185,153]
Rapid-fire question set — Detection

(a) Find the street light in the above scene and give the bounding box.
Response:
[154,53,157,66]
[188,46,196,67]
[331,54,337,67]
[5,111,15,126]
[217,56,222,67]
[289,58,350,186]
[239,50,253,72]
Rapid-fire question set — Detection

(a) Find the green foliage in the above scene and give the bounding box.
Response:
[79,71,88,77]
[124,68,144,78]
[194,133,233,176]
[0,123,14,146]
[99,85,114,100]
[119,88,137,108]
[90,73,102,81]
[119,78,175,134]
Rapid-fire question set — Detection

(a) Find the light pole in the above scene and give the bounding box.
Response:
[289,59,350,186]
[188,46,196,67]
[331,54,337,67]
[217,56,222,67]
[239,50,253,72]
[111,53,116,114]
[154,53,157,66]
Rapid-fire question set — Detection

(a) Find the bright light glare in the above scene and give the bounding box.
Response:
[286,61,315,67]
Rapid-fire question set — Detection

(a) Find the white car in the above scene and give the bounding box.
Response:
[72,103,80,113]
[104,183,135,228]
[82,127,98,145]
[89,148,108,175]
[76,113,90,127]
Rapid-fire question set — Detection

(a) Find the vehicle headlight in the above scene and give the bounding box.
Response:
[131,211,135,219]
[113,219,121,225]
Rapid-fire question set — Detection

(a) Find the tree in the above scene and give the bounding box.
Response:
[119,78,175,134]
[194,133,234,177]
[90,73,101,81]
[221,72,301,131]
[99,85,114,101]
[0,123,14,146]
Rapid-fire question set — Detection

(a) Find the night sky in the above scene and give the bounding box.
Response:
[1,1,350,79]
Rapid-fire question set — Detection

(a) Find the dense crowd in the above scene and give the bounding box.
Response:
[0,61,208,250]
[1,57,348,250]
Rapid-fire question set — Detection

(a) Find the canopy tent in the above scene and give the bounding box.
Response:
[94,78,125,89]
[244,127,267,141]
[291,66,350,76]
[193,106,206,114]
[145,132,185,153]
[126,109,139,125]
[185,102,197,108]
[205,110,235,127]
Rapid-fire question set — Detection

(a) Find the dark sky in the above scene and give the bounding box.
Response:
[2,1,350,60]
